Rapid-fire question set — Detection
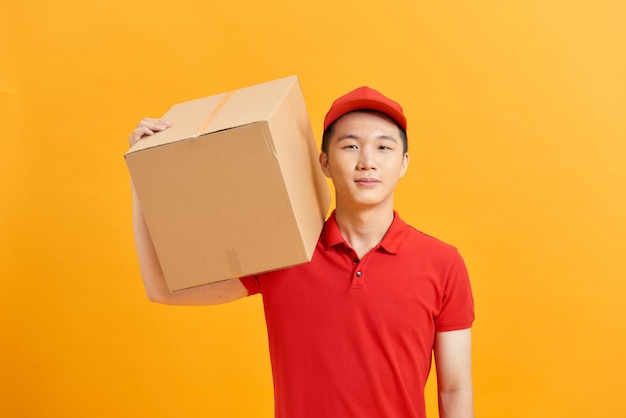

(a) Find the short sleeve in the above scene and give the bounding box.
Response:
[239,275,261,296]
[434,249,475,332]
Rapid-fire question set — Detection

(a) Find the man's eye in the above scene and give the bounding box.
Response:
[343,145,358,149]
[379,145,391,150]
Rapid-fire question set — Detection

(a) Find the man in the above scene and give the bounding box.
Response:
[129,86,475,418]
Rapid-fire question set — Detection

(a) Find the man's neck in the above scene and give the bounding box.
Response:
[334,202,395,259]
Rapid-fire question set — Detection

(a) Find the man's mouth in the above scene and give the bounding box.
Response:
[355,178,380,186]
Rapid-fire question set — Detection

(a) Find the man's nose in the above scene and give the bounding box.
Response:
[357,147,376,170]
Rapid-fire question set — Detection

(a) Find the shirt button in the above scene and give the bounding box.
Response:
[353,257,359,263]
[356,271,362,277]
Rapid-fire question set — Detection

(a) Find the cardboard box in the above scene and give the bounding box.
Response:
[125,76,330,291]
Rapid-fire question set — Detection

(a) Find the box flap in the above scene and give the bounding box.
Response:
[125,75,299,155]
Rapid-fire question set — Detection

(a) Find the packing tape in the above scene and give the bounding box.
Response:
[192,91,235,137]
[225,248,242,277]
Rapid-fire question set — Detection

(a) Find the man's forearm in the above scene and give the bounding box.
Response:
[438,387,474,418]
[132,184,173,303]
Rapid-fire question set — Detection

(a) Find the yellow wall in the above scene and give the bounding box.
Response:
[2,1,625,417]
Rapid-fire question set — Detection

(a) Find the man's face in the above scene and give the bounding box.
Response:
[319,111,409,211]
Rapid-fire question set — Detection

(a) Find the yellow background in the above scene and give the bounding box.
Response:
[2,1,625,417]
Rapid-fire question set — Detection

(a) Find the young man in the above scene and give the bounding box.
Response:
[130,86,475,418]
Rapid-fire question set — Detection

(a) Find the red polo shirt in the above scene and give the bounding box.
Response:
[240,211,474,418]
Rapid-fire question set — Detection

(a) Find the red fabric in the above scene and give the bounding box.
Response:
[240,211,474,418]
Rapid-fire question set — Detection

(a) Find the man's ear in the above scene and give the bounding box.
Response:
[319,152,331,178]
[399,153,410,178]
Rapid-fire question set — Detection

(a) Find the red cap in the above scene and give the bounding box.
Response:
[323,86,407,132]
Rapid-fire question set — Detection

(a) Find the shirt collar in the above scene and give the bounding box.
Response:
[321,210,407,255]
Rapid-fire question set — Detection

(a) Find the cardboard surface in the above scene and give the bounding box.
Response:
[125,76,330,291]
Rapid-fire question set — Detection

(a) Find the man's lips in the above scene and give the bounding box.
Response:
[355,178,381,186]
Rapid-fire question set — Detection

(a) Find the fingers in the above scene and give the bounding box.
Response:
[129,117,172,147]
[138,117,171,131]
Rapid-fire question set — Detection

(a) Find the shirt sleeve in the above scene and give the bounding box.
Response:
[434,249,475,332]
[239,275,261,296]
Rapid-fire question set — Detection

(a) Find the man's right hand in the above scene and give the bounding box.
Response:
[129,118,171,147]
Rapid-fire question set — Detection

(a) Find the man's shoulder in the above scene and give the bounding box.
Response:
[399,220,459,255]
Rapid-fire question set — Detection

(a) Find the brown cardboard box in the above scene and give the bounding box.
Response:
[125,76,330,291]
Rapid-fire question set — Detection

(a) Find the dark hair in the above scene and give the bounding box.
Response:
[321,110,408,154]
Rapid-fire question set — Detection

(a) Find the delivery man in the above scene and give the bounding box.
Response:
[129,86,475,418]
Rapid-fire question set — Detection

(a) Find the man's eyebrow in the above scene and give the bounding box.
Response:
[336,134,359,141]
[335,134,398,142]
[376,135,398,143]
